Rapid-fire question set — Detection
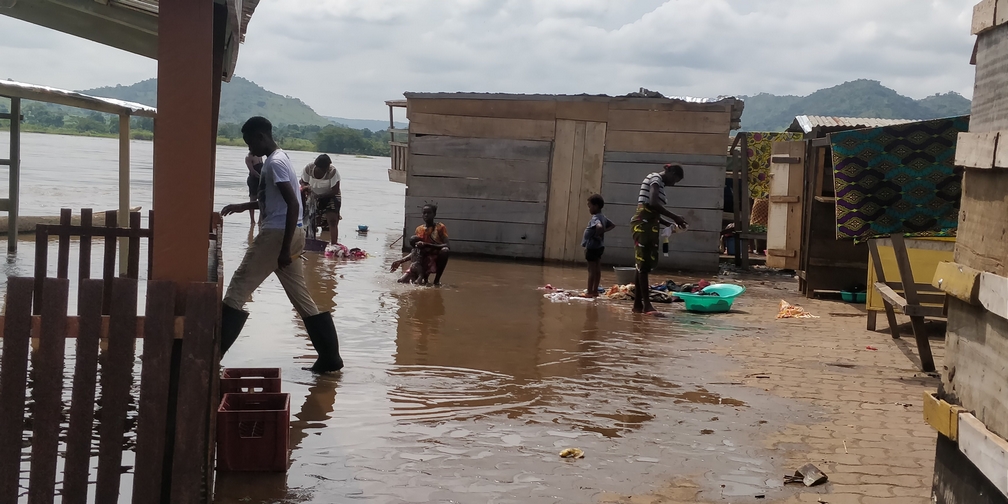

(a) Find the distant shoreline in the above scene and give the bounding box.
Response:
[0,126,333,154]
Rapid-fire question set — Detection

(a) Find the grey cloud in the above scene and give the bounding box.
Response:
[0,0,978,119]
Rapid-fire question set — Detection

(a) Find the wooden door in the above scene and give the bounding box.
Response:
[766,141,805,269]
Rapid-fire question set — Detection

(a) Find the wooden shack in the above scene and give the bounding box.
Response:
[926,2,1008,501]
[765,116,913,296]
[401,93,743,271]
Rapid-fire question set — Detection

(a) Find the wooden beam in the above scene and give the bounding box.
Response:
[973,0,998,35]
[956,131,998,169]
[604,131,729,156]
[118,113,130,275]
[152,0,218,286]
[923,392,965,441]
[957,412,1008,497]
[409,113,556,141]
[998,0,1008,26]
[406,99,557,121]
[0,315,184,339]
[933,261,982,304]
[979,271,1008,320]
[8,97,18,253]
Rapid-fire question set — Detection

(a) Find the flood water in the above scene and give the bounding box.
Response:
[0,133,803,503]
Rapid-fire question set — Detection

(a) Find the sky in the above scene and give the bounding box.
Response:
[0,0,979,121]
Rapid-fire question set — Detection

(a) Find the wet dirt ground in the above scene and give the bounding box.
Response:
[1,134,944,503]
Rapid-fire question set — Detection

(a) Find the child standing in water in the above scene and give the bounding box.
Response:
[583,194,615,298]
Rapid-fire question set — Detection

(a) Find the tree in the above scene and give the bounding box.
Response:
[315,125,368,154]
[23,103,64,128]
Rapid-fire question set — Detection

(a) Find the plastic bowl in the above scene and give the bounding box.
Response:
[613,266,636,285]
[673,283,746,313]
[357,225,369,232]
[841,291,866,303]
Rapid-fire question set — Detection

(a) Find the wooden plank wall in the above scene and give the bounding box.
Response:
[404,95,734,269]
[543,119,607,262]
[940,18,1008,442]
[597,100,732,271]
[405,101,553,258]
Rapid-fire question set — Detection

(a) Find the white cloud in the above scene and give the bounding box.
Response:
[0,0,977,120]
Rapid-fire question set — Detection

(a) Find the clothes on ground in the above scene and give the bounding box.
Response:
[745,132,804,200]
[637,172,667,206]
[323,243,367,259]
[258,149,303,230]
[585,246,605,262]
[602,283,673,303]
[630,205,660,271]
[776,300,818,319]
[582,213,614,249]
[302,163,341,198]
[415,222,449,274]
[830,116,968,241]
[223,227,319,317]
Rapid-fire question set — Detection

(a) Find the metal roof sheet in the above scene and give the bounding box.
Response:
[0,0,260,81]
[0,79,157,117]
[788,115,913,134]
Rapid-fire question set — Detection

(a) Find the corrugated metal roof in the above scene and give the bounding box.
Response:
[788,115,913,134]
[0,0,260,81]
[0,79,157,117]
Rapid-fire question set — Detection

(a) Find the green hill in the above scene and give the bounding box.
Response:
[739,80,972,131]
[82,76,332,126]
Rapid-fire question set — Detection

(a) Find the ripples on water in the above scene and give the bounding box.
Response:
[1,134,788,503]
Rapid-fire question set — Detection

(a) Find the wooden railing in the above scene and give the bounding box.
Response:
[389,140,408,184]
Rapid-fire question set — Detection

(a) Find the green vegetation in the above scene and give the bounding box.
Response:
[0,76,391,155]
[1,102,390,155]
[82,76,333,127]
[738,79,972,131]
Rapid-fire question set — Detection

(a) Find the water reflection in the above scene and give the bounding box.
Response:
[385,259,705,439]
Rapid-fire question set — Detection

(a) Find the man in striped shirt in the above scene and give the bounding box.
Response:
[630,163,688,315]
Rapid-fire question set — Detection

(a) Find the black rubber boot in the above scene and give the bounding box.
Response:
[302,311,344,373]
[220,303,249,356]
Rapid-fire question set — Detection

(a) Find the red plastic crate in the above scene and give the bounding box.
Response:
[220,367,282,395]
[217,392,290,472]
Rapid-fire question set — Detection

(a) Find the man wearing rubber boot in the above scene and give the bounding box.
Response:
[219,116,344,373]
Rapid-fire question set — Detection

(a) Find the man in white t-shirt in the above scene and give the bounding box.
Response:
[219,116,344,373]
[300,154,342,245]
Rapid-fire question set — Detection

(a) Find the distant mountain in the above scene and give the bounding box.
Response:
[738,79,972,131]
[325,116,406,132]
[82,76,333,126]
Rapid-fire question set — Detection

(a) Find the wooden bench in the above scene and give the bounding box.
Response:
[0,208,224,503]
[868,233,946,372]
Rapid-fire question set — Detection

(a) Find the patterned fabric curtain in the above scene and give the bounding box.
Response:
[745,132,805,200]
[830,116,968,241]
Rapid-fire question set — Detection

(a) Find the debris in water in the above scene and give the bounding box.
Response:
[700,429,714,435]
[784,463,828,487]
[776,300,819,319]
[559,448,584,459]
[866,345,878,351]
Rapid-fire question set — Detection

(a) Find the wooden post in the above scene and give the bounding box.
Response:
[119,113,130,274]
[152,0,218,288]
[8,97,19,253]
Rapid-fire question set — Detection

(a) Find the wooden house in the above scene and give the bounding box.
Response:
[400,93,743,271]
[925,1,1008,501]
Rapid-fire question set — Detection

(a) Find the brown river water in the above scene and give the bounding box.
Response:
[0,133,808,503]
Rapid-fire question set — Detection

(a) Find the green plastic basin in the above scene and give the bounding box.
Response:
[673,283,746,313]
